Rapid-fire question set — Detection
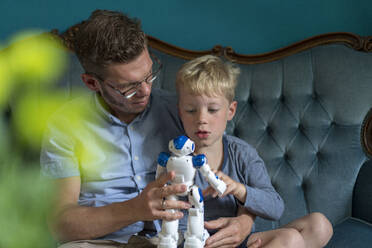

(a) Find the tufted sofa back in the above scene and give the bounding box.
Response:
[59,31,372,232]
[148,43,372,231]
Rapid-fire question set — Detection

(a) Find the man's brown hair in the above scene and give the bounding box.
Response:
[74,9,146,78]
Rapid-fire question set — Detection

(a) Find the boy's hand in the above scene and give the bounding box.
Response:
[204,208,259,248]
[203,171,247,203]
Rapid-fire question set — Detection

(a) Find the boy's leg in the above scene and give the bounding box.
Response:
[246,228,305,248]
[282,212,333,248]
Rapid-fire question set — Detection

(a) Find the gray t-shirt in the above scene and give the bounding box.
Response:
[180,135,284,233]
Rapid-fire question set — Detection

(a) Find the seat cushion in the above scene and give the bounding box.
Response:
[326,217,372,248]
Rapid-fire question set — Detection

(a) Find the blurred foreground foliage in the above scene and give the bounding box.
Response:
[0,159,56,248]
[1,29,108,247]
[0,30,70,247]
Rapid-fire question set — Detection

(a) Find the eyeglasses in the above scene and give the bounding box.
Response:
[88,53,162,99]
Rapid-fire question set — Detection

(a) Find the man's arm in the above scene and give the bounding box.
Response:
[50,172,190,243]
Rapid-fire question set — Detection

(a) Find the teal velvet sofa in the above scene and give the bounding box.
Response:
[58,27,372,247]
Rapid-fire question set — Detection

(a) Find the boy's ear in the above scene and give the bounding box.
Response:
[81,73,100,92]
[228,101,237,121]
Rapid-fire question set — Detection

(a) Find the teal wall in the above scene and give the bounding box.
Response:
[1,0,372,54]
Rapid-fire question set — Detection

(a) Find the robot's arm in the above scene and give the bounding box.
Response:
[192,154,226,195]
[155,152,170,179]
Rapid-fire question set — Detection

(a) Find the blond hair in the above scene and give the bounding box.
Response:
[176,55,240,102]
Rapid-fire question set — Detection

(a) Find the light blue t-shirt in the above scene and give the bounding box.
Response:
[41,89,184,243]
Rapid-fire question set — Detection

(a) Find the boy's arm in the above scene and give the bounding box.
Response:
[204,165,284,221]
[242,153,284,221]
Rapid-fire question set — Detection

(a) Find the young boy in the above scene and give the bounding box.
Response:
[175,55,333,248]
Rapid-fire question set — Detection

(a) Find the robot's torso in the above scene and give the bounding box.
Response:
[167,155,196,195]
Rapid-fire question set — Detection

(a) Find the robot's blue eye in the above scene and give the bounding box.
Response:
[215,175,219,179]
[192,143,195,151]
[174,135,188,150]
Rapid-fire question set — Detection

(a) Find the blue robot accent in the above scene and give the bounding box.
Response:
[157,152,171,167]
[192,154,207,168]
[173,135,189,150]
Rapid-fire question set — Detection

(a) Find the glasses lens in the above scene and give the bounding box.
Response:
[123,54,162,99]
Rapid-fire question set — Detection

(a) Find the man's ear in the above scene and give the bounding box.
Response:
[228,100,237,121]
[81,73,100,92]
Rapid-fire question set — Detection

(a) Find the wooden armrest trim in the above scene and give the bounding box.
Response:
[224,32,372,64]
[361,108,372,158]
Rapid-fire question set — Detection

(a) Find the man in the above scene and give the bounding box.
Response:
[41,9,258,248]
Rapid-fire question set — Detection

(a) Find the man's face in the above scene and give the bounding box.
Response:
[97,49,154,123]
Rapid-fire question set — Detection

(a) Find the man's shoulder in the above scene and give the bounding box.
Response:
[48,93,95,124]
[150,88,179,114]
[151,88,178,104]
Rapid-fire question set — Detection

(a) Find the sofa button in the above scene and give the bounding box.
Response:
[284,153,290,161]
[266,126,272,134]
[299,124,304,131]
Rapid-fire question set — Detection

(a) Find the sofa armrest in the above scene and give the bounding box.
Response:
[353,160,372,223]
[325,217,372,248]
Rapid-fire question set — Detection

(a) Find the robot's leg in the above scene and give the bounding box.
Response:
[158,195,179,248]
[184,186,210,248]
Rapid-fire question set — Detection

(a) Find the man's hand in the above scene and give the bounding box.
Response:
[132,171,191,221]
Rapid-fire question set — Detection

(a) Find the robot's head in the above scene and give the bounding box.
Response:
[169,135,195,156]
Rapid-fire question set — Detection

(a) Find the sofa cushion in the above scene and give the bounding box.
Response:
[326,217,372,248]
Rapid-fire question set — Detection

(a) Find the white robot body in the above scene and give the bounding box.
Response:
[156,135,227,248]
[167,156,196,195]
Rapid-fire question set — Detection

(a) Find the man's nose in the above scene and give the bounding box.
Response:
[136,80,152,96]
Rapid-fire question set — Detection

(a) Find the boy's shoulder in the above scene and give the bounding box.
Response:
[224,134,255,151]
[223,134,261,159]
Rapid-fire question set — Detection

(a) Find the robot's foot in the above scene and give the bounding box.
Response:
[158,236,178,248]
[184,229,210,248]
[184,237,203,248]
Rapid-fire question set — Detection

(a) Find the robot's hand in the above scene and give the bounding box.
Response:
[208,174,227,195]
[193,154,227,196]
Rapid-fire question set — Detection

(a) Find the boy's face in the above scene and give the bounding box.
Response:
[178,88,237,149]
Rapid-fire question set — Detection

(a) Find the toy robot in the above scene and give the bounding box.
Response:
[156,135,227,248]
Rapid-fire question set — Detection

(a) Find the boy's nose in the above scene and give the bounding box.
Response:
[197,111,208,124]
